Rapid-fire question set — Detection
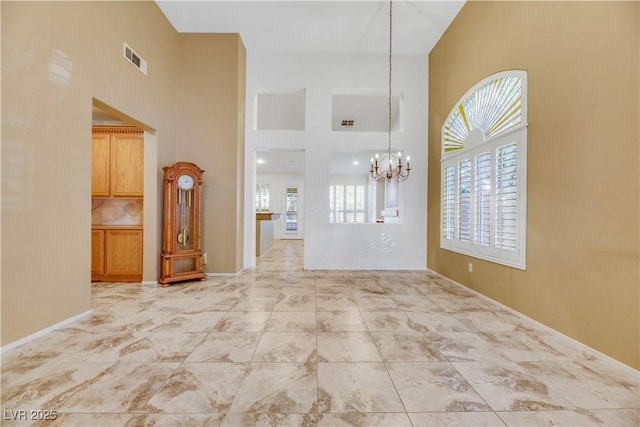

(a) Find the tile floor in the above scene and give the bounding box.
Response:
[1,240,638,426]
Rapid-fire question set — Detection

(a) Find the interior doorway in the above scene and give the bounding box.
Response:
[281,182,304,239]
[91,100,158,284]
[255,149,306,245]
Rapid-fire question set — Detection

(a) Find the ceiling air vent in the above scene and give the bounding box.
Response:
[123,43,147,75]
[341,120,354,127]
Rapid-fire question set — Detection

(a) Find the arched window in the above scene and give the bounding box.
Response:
[441,70,527,269]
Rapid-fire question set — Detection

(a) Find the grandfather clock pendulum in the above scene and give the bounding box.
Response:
[159,162,206,286]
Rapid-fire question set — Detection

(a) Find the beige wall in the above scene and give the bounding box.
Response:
[1,1,245,346]
[428,1,639,369]
[175,34,246,273]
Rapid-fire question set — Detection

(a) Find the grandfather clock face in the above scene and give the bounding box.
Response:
[159,163,206,285]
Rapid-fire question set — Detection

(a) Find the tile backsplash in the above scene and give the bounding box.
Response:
[92,198,143,226]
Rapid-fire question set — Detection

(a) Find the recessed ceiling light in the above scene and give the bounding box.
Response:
[257,158,265,164]
[353,160,359,165]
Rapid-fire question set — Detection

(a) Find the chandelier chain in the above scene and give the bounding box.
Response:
[369,0,410,182]
[388,0,393,154]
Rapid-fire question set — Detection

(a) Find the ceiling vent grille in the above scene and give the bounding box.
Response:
[341,120,355,127]
[123,43,147,75]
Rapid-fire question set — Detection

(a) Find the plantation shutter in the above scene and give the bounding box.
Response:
[355,185,365,223]
[458,160,472,242]
[474,152,491,246]
[495,142,518,250]
[442,165,456,240]
[440,70,526,269]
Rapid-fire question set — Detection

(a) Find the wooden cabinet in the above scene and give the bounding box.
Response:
[91,126,144,283]
[91,134,111,196]
[91,227,143,282]
[92,127,144,197]
[91,229,105,276]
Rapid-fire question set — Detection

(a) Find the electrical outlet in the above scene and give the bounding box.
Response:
[202,252,208,264]
[468,263,473,272]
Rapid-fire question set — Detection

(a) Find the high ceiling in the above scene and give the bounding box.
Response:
[155,0,465,55]
[152,1,465,176]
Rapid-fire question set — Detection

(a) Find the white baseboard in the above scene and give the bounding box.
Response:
[433,270,639,377]
[206,271,243,277]
[141,280,158,286]
[0,309,93,354]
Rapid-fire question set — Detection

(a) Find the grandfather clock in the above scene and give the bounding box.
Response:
[159,162,206,286]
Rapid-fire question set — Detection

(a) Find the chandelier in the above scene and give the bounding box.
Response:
[370,0,411,182]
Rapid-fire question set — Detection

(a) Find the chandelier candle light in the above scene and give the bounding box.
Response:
[370,0,411,182]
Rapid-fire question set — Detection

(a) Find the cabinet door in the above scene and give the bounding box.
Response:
[105,229,143,279]
[91,229,105,277]
[91,134,111,196]
[110,133,144,196]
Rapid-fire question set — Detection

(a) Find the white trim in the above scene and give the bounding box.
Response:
[141,280,158,286]
[439,70,529,270]
[434,271,640,377]
[206,271,243,277]
[441,131,527,270]
[0,309,93,354]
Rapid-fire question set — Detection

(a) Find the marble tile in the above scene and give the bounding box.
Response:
[405,311,470,332]
[453,361,579,411]
[391,296,442,312]
[240,286,281,299]
[85,332,206,363]
[273,289,316,311]
[354,295,398,311]
[185,333,261,362]
[2,413,132,427]
[213,311,271,332]
[361,311,413,332]
[386,361,491,412]
[265,311,317,332]
[144,363,247,413]
[371,332,446,361]
[228,363,317,414]
[148,311,226,333]
[350,287,388,299]
[317,412,412,426]
[317,332,382,362]
[316,311,368,332]
[1,240,637,427]
[230,296,278,311]
[316,284,352,297]
[431,295,498,312]
[496,408,640,427]
[222,412,317,426]
[452,310,524,332]
[125,413,226,427]
[408,412,505,427]
[317,362,404,413]
[1,329,97,379]
[316,295,359,312]
[252,332,317,363]
[427,332,514,362]
[3,362,178,413]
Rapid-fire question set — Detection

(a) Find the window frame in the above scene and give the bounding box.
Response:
[255,183,270,213]
[440,70,527,270]
[329,183,367,223]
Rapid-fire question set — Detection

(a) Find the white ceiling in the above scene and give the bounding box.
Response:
[155,1,465,176]
[155,0,465,55]
[256,150,306,175]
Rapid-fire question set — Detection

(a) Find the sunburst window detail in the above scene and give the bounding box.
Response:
[440,70,527,270]
[443,73,525,155]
